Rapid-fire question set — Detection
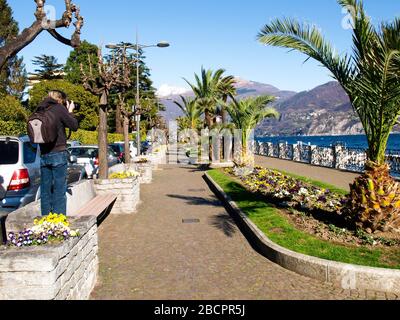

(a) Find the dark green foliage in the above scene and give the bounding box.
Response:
[31,55,64,80]
[0,94,27,122]
[28,80,98,130]
[70,129,134,145]
[0,120,26,136]
[0,0,27,99]
[64,41,99,85]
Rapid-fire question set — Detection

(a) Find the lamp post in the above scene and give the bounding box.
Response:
[107,36,170,157]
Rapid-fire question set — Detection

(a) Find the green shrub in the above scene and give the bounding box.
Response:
[0,95,28,122]
[0,120,26,136]
[70,129,135,145]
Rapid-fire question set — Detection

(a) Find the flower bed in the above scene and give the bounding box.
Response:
[224,167,400,247]
[209,169,400,269]
[227,167,345,215]
[7,214,80,248]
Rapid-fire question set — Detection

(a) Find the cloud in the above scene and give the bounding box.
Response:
[156,84,191,98]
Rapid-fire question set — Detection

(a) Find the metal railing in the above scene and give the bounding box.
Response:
[255,141,400,177]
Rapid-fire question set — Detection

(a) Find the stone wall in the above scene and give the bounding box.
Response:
[0,216,98,300]
[93,177,140,215]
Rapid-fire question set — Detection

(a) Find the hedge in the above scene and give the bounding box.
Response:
[0,120,27,136]
[70,130,135,145]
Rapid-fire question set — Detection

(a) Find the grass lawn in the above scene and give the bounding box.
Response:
[208,169,400,269]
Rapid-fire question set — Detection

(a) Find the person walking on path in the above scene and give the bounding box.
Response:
[36,90,79,216]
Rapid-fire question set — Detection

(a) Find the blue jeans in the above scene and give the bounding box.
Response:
[40,151,68,216]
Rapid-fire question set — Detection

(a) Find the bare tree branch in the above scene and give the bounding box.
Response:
[0,0,84,69]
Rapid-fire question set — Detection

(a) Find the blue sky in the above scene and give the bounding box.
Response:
[7,0,400,93]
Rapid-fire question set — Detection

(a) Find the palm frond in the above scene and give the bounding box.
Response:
[257,17,353,87]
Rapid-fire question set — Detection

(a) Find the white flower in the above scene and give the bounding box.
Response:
[298,188,309,196]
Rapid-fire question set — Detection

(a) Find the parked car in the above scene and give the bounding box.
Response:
[68,145,120,179]
[141,141,151,154]
[114,141,138,158]
[0,136,87,215]
[67,140,82,148]
[109,143,125,163]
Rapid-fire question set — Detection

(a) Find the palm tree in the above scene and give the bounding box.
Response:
[226,96,278,165]
[184,67,228,129]
[174,95,202,130]
[257,0,400,233]
[218,75,237,124]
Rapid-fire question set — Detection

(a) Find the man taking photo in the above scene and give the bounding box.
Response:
[30,90,79,216]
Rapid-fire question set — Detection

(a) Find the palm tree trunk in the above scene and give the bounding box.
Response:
[221,107,228,124]
[205,109,212,129]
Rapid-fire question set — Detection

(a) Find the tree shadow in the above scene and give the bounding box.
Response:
[167,194,221,207]
[182,164,210,173]
[209,213,237,238]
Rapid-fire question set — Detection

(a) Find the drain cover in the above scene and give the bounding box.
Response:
[182,219,200,224]
[188,189,206,192]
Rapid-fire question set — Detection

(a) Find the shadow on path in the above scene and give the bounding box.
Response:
[209,214,237,238]
[167,194,221,207]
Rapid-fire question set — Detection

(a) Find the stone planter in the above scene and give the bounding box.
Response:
[0,216,98,300]
[93,177,140,215]
[189,156,198,165]
[131,163,152,184]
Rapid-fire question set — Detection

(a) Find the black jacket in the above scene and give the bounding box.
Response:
[37,97,79,155]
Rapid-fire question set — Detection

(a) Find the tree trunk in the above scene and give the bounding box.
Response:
[221,107,228,124]
[98,104,109,179]
[205,110,213,129]
[345,161,400,233]
[123,115,131,164]
[116,103,123,134]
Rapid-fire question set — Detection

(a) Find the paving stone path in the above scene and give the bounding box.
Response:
[90,151,395,300]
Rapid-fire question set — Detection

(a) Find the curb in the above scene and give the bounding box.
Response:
[204,172,400,295]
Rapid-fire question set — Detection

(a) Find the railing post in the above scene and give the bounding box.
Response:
[310,145,316,165]
[334,144,343,170]
[278,143,283,159]
[293,143,300,162]
[267,142,273,157]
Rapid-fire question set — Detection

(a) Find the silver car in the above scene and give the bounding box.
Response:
[0,136,41,215]
[68,145,120,179]
[0,135,87,215]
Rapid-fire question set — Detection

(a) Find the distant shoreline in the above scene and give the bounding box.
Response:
[256,133,400,139]
[256,133,400,150]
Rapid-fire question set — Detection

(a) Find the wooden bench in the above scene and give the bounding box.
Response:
[75,194,117,225]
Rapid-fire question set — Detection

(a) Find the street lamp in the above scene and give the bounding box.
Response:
[106,38,170,157]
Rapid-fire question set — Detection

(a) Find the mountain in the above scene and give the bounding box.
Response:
[157,77,297,123]
[255,81,365,137]
[158,78,398,136]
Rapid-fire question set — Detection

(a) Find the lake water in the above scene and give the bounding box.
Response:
[256,134,400,151]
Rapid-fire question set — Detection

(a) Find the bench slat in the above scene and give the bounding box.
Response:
[76,195,117,218]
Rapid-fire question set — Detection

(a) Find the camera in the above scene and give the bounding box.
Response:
[68,100,81,112]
